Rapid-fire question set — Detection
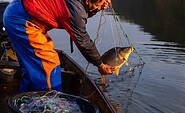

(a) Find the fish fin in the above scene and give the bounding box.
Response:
[101,75,106,85]
[115,68,120,76]
[123,58,129,66]
[125,61,128,66]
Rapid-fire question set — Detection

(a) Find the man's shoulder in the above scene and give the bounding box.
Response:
[65,0,88,18]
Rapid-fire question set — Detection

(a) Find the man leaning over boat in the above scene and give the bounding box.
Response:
[3,0,115,92]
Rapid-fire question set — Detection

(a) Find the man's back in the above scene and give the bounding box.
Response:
[23,0,70,29]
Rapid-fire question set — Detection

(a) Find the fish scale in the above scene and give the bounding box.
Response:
[100,46,134,84]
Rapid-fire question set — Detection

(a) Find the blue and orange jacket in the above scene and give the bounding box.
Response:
[22,0,102,66]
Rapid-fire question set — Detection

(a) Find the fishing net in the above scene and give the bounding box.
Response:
[83,3,145,112]
[8,90,98,113]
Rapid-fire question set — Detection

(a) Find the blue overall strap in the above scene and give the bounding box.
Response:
[3,0,62,92]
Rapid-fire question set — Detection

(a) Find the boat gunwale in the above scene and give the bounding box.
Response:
[0,49,117,113]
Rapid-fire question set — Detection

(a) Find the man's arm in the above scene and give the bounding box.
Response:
[64,0,114,75]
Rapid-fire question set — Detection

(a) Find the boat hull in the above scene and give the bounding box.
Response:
[0,50,117,113]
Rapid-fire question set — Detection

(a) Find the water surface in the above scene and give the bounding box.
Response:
[50,0,185,112]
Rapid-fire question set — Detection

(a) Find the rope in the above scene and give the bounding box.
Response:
[106,3,145,112]
[80,3,145,101]
[94,10,106,44]
[80,63,89,97]
[109,3,145,64]
[80,10,106,97]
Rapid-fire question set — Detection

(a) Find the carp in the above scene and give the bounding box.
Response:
[101,46,134,84]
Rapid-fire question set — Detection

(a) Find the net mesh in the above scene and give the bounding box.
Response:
[13,91,85,113]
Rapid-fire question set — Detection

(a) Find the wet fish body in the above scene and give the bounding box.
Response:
[101,46,134,75]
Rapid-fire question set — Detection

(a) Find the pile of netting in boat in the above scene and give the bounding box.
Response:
[13,90,83,113]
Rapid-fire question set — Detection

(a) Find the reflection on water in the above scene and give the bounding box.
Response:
[0,0,185,113]
[112,0,185,45]
[101,0,185,113]
[143,42,185,65]
[0,0,182,112]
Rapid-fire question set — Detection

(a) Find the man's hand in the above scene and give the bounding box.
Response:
[101,0,111,10]
[98,63,114,84]
[98,63,114,75]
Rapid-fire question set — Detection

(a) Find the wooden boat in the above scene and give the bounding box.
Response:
[0,49,117,113]
[0,3,117,112]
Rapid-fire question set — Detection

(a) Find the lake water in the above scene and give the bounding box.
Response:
[0,0,184,113]
[50,0,185,113]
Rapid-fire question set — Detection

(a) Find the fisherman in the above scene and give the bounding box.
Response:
[3,0,115,92]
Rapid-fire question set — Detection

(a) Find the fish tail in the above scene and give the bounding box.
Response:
[102,75,106,85]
